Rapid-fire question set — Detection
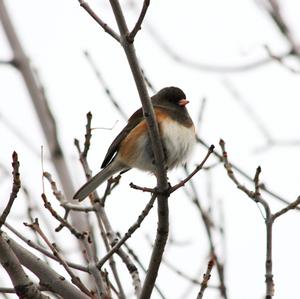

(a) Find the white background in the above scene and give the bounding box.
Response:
[1,0,300,298]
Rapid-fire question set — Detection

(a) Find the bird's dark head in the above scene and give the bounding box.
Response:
[152,86,189,108]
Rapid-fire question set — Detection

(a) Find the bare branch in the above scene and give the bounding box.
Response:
[41,193,86,239]
[162,256,217,288]
[198,137,300,208]
[104,1,170,297]
[75,120,138,298]
[0,233,50,299]
[170,145,214,193]
[129,183,155,193]
[219,138,300,298]
[183,166,227,298]
[130,145,214,195]
[133,9,293,73]
[0,111,41,157]
[78,1,120,42]
[24,219,92,297]
[3,233,90,299]
[0,0,90,245]
[0,152,21,229]
[84,51,128,121]
[197,97,207,128]
[43,172,95,212]
[197,258,215,299]
[127,0,150,43]
[97,194,156,268]
[123,242,166,299]
[81,236,108,298]
[222,79,274,143]
[264,45,300,73]
[82,111,93,158]
[265,0,300,55]
[140,67,156,93]
[4,222,88,273]
[272,196,300,220]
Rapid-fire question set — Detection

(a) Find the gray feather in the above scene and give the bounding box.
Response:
[73,161,125,201]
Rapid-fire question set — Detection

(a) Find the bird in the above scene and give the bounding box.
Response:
[74,86,196,201]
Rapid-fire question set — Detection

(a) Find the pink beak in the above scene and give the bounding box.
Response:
[178,99,190,107]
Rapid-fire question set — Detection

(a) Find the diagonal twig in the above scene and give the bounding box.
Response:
[170,145,214,193]
[83,51,128,121]
[97,194,156,268]
[4,222,88,273]
[24,219,92,297]
[127,0,150,43]
[78,0,120,43]
[130,145,215,195]
[41,193,86,239]
[198,137,300,208]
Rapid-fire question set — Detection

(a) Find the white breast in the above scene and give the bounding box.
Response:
[161,119,195,169]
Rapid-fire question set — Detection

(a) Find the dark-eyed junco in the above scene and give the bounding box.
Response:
[74,86,196,201]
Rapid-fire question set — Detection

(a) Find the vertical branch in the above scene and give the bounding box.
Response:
[220,139,300,298]
[196,258,214,299]
[183,167,227,299]
[106,1,170,298]
[74,119,135,298]
[265,216,274,299]
[0,152,20,228]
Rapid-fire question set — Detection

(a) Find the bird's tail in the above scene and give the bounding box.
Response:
[73,161,125,201]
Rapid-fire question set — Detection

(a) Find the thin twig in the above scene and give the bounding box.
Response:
[130,145,214,195]
[127,0,150,43]
[183,166,227,298]
[0,152,21,228]
[123,242,166,299]
[4,222,88,272]
[170,145,214,193]
[41,193,86,239]
[84,51,127,121]
[97,194,156,268]
[197,97,207,128]
[0,111,41,157]
[78,1,120,43]
[131,6,294,73]
[162,256,217,288]
[197,258,215,299]
[75,118,133,299]
[272,196,300,220]
[24,219,92,297]
[222,79,273,143]
[82,111,92,158]
[198,137,299,208]
[264,0,300,56]
[219,139,300,299]
[140,67,156,93]
[81,236,108,298]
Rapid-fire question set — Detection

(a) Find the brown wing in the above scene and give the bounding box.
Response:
[101,107,144,168]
